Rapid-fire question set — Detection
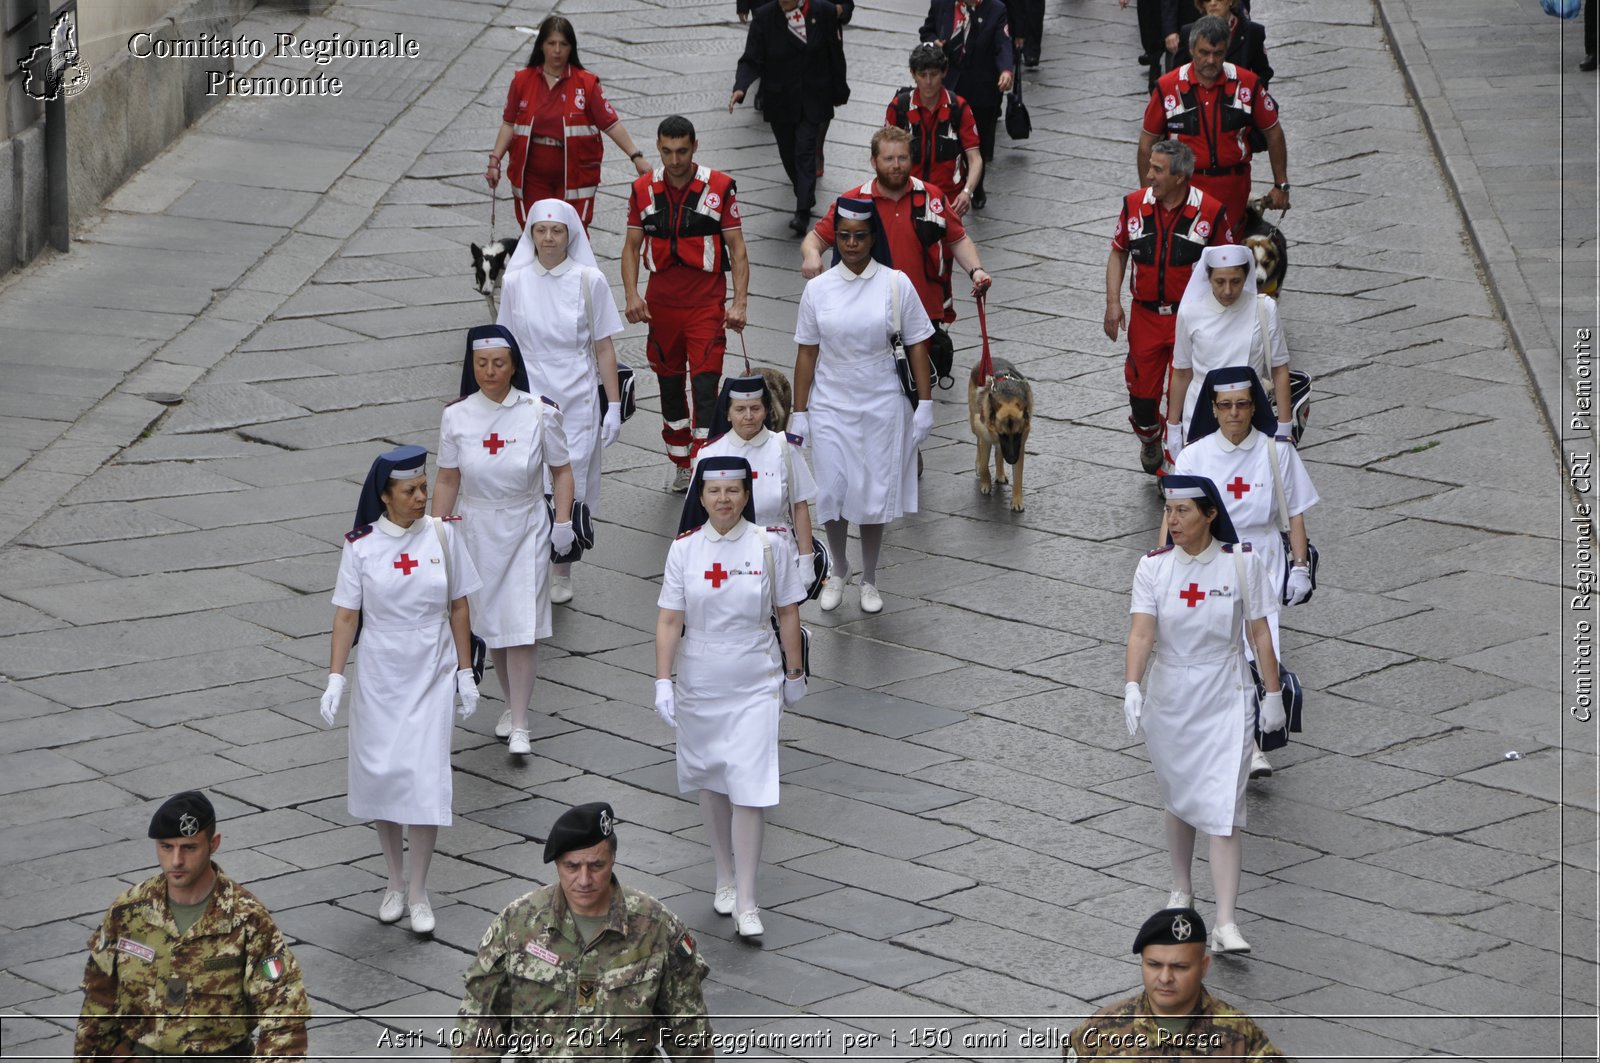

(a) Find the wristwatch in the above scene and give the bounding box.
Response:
[629,151,645,161]
[1273,182,1290,192]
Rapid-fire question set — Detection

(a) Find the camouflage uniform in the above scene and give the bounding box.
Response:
[75,863,310,1060]
[454,876,713,1060]
[1064,989,1288,1060]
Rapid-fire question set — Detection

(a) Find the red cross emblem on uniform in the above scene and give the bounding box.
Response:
[395,554,419,576]
[704,563,729,588]
[1226,476,1250,500]
[483,433,506,455]
[1193,219,1211,240]
[1179,583,1204,608]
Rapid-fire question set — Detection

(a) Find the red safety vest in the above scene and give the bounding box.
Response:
[1156,62,1260,172]
[888,87,971,193]
[847,176,949,291]
[630,166,736,274]
[1122,185,1229,305]
[504,66,609,216]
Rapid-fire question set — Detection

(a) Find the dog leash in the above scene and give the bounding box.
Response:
[976,290,995,386]
[488,177,497,253]
[738,330,752,376]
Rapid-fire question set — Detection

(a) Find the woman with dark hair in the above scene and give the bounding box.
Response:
[654,455,807,938]
[432,324,576,757]
[321,445,483,936]
[791,196,934,615]
[693,374,818,574]
[1124,473,1283,956]
[485,14,650,229]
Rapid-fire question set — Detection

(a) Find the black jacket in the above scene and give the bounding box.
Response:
[738,0,852,20]
[919,1,1015,109]
[733,0,850,123]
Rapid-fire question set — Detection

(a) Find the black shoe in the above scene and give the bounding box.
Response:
[789,213,810,235]
[1137,53,1152,66]
[970,188,987,210]
[1025,55,1040,69]
[1582,53,1598,72]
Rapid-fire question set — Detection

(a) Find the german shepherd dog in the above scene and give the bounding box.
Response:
[968,358,1032,512]
[759,367,793,431]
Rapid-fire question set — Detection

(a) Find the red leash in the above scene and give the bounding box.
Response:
[976,290,995,385]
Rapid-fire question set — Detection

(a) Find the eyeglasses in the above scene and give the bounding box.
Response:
[1213,400,1254,412]
[836,230,871,243]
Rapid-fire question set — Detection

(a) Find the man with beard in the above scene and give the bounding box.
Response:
[622,115,750,491]
[799,126,992,389]
[1138,14,1289,232]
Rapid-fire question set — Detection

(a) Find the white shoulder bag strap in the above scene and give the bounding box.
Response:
[1265,436,1291,535]
[578,265,598,358]
[430,516,454,603]
[753,524,777,616]
[888,267,904,350]
[1253,294,1273,392]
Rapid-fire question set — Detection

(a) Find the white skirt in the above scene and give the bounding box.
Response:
[1143,650,1253,836]
[673,628,783,807]
[347,617,455,826]
[809,357,917,525]
[456,493,551,648]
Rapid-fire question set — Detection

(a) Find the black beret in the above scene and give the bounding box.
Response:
[1132,907,1207,953]
[148,790,216,839]
[543,801,616,863]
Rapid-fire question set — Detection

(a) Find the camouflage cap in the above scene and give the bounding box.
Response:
[1132,907,1207,953]
[543,801,615,863]
[148,790,216,839]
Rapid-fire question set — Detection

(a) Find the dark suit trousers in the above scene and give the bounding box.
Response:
[1588,0,1597,55]
[770,115,822,215]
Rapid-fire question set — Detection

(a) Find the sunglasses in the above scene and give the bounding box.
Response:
[836,230,871,243]
[1213,399,1254,412]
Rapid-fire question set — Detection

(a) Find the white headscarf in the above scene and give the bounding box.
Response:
[1179,243,1256,317]
[506,198,598,274]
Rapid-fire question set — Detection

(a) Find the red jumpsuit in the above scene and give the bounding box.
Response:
[1143,62,1279,233]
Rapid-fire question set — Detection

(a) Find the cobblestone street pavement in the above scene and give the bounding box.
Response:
[1,0,1594,1059]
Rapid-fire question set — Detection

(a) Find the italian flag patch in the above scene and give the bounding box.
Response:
[259,956,285,982]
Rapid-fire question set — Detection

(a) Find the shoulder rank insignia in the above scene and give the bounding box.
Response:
[346,525,373,543]
[540,395,560,409]
[1146,544,1174,557]
[703,430,728,447]
[784,432,804,446]
[676,525,702,539]
[1222,541,1250,553]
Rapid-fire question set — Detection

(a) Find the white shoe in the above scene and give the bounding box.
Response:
[818,565,850,612]
[713,886,737,916]
[550,575,574,604]
[508,728,531,755]
[1209,922,1251,954]
[858,582,883,614]
[1166,891,1193,910]
[670,466,692,493]
[735,909,764,938]
[1250,748,1274,779]
[377,889,405,924]
[409,901,435,935]
[494,709,514,738]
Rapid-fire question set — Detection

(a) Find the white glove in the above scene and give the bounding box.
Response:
[797,552,814,578]
[1164,421,1184,460]
[654,678,676,727]
[1285,565,1313,606]
[320,673,346,726]
[456,668,480,721]
[550,520,575,554]
[912,400,934,446]
[1276,420,1295,443]
[1258,689,1287,733]
[1123,681,1142,738]
[783,675,807,706]
[601,404,622,447]
[788,411,810,444]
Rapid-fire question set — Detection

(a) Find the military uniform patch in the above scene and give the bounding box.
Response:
[524,940,561,964]
[677,932,695,959]
[259,955,285,982]
[116,937,156,962]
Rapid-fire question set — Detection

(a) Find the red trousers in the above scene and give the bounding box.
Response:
[646,301,727,468]
[1124,303,1179,402]
[512,143,595,230]
[1190,170,1249,240]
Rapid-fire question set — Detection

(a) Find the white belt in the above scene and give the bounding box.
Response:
[362,615,448,633]
[458,493,538,512]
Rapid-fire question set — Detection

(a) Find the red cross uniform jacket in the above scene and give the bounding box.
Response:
[886,86,980,195]
[630,165,738,276]
[1112,185,1232,306]
[1144,61,1278,174]
[502,66,618,220]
